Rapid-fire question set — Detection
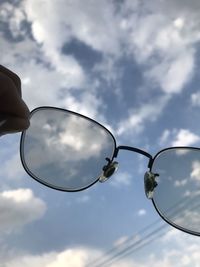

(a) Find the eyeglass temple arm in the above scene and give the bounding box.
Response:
[114,146,153,168]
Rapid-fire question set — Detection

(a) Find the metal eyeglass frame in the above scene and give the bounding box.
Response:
[20,106,200,236]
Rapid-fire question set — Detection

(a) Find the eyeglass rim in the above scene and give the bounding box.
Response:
[20,107,200,195]
[150,146,200,236]
[20,106,200,235]
[20,106,117,192]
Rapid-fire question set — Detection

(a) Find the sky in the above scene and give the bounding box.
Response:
[1,0,200,266]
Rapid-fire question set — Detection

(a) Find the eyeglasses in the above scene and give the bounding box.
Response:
[20,106,200,236]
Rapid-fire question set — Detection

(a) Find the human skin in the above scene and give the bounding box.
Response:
[0,65,30,135]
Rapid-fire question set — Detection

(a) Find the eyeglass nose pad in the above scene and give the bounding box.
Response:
[99,161,119,183]
[144,171,159,199]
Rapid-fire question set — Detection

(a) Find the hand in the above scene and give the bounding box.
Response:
[0,65,30,136]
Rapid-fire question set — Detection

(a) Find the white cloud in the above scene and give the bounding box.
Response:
[0,188,46,233]
[123,0,200,94]
[173,17,185,29]
[191,92,200,106]
[22,0,121,56]
[1,152,24,182]
[144,228,200,267]
[24,111,115,168]
[159,129,200,147]
[3,232,200,267]
[190,161,200,182]
[174,179,188,187]
[0,135,24,186]
[22,0,86,81]
[15,58,86,109]
[116,95,170,137]
[0,34,104,123]
[0,2,27,39]
[171,129,200,146]
[4,247,136,267]
[93,55,123,86]
[159,129,171,145]
[0,36,80,102]
[145,51,195,94]
[2,0,200,101]
[1,0,199,138]
[137,209,147,216]
[61,91,104,120]
[175,209,200,234]
[6,0,198,99]
[0,1,104,119]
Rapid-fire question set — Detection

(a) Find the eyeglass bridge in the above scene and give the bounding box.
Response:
[99,147,159,199]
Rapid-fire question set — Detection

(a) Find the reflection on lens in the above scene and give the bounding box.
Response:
[21,108,116,191]
[151,147,200,235]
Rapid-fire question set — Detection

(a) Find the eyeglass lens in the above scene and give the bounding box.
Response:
[20,108,115,191]
[152,148,200,235]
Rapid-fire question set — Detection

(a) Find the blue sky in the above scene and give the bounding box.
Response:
[1,0,200,266]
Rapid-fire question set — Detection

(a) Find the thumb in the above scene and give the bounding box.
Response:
[0,114,30,136]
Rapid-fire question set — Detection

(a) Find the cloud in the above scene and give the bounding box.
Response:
[174,178,188,187]
[13,56,86,109]
[106,228,200,267]
[159,129,171,145]
[5,0,199,98]
[60,91,105,120]
[0,2,117,135]
[137,209,147,216]
[1,152,24,182]
[3,231,200,267]
[190,160,200,182]
[93,55,123,86]
[160,228,200,265]
[159,129,200,147]
[0,135,25,186]
[21,1,86,81]
[0,2,27,39]
[122,0,200,94]
[171,129,200,146]
[0,188,46,233]
[144,51,194,94]
[191,92,200,106]
[4,247,136,267]
[0,2,103,120]
[24,109,114,165]
[1,0,199,140]
[22,0,121,55]
[116,95,170,137]
[0,34,84,103]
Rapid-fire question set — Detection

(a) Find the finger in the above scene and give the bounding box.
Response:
[0,72,30,119]
[0,114,30,136]
[0,65,22,96]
